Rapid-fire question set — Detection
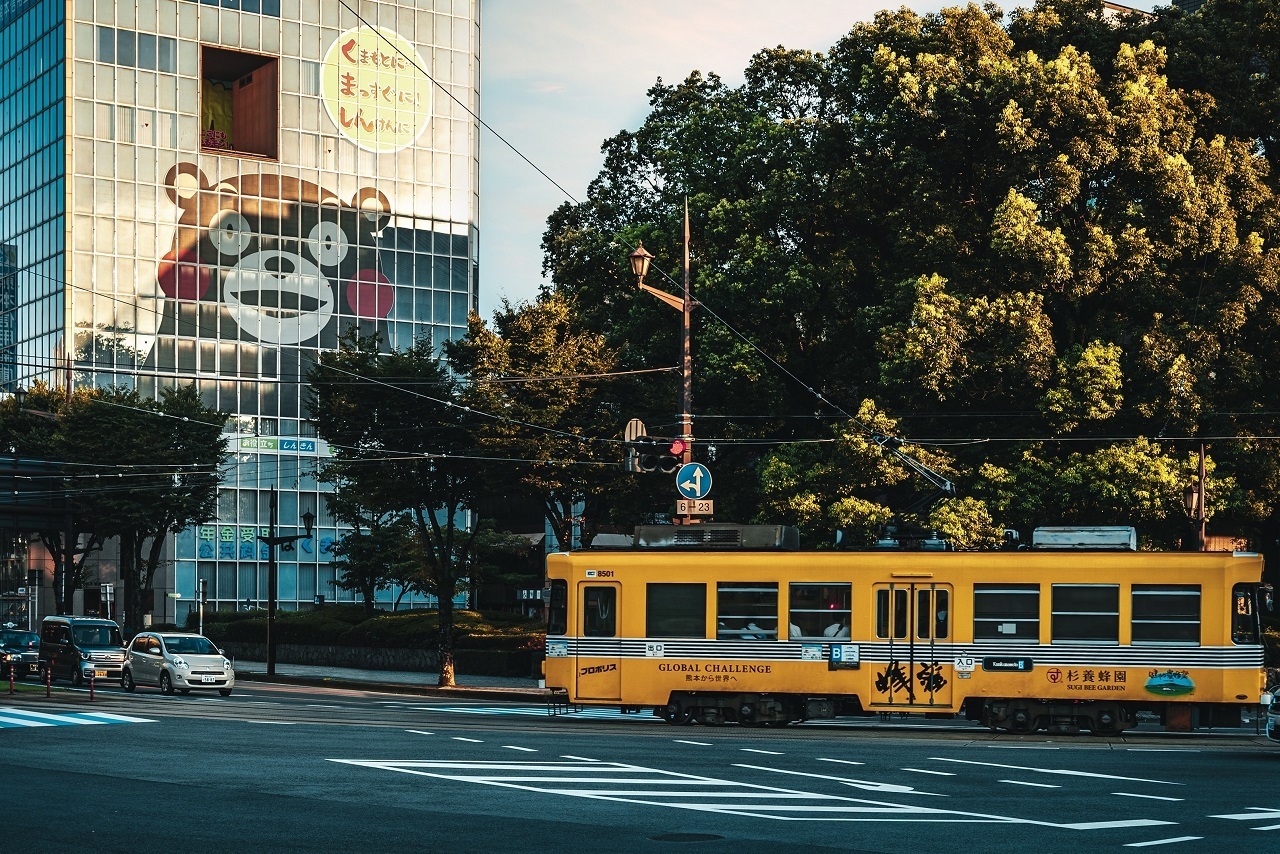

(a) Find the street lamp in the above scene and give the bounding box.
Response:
[629,201,697,523]
[1183,442,1207,552]
[257,485,315,676]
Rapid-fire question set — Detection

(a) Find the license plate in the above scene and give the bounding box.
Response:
[27,664,38,672]
[93,670,108,678]
[201,676,217,683]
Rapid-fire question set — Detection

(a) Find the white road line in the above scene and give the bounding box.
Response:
[816,758,865,766]
[503,746,538,752]
[452,737,483,743]
[559,755,599,762]
[1209,808,1280,821]
[1126,749,1200,753]
[999,780,1060,789]
[674,739,711,746]
[0,715,53,727]
[0,708,103,724]
[1251,824,1280,831]
[736,764,947,797]
[904,768,956,776]
[245,720,297,725]
[405,730,434,736]
[740,748,784,755]
[987,745,1060,750]
[73,711,156,723]
[1113,793,1184,802]
[931,757,1181,786]
[1123,837,1203,847]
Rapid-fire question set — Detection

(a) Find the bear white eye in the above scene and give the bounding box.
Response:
[308,221,349,266]
[208,210,254,256]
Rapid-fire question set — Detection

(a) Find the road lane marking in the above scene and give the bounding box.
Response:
[559,755,599,762]
[1126,749,1199,753]
[1113,793,1183,802]
[816,758,865,766]
[503,746,538,752]
[1251,824,1280,831]
[0,715,54,727]
[1209,808,1280,820]
[735,764,947,797]
[904,769,955,776]
[245,720,297,725]
[1123,837,1203,847]
[740,748,784,755]
[452,737,484,743]
[674,740,711,746]
[331,758,1174,829]
[931,758,1181,785]
[987,745,1060,750]
[999,780,1060,788]
[405,730,434,736]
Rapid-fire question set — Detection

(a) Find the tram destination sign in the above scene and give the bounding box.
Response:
[983,656,1035,672]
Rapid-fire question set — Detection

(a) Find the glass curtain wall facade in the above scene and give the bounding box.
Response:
[1,0,480,622]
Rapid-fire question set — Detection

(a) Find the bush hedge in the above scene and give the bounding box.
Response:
[193,605,543,651]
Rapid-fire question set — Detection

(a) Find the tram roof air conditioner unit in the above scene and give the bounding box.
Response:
[633,524,800,550]
[1031,526,1137,551]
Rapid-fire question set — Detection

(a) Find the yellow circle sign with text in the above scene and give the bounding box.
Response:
[322,26,432,153]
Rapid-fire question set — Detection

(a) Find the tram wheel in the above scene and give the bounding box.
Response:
[660,705,694,726]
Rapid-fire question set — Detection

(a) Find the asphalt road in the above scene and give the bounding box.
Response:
[2,681,1278,853]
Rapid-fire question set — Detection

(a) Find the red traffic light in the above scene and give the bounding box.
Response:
[668,439,687,457]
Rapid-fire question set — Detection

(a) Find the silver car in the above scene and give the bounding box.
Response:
[122,632,235,696]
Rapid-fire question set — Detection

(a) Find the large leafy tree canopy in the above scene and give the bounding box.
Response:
[538,0,1280,553]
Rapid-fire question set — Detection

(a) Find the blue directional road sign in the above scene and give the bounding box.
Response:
[675,462,712,500]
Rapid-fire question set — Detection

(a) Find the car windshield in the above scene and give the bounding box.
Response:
[73,625,123,647]
[1,631,38,650]
[162,636,219,655]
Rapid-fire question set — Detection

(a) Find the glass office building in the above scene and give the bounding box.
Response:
[0,0,480,622]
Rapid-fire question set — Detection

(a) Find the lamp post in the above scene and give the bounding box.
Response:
[1183,442,1207,551]
[256,485,315,676]
[630,200,696,523]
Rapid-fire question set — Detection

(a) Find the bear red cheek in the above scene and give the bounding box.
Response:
[156,249,211,301]
[346,268,394,318]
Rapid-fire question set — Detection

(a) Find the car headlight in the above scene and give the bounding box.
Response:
[172,656,189,669]
[80,651,92,660]
[222,658,232,670]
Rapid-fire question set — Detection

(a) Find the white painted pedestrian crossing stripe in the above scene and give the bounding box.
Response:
[0,707,155,729]
[328,757,1173,830]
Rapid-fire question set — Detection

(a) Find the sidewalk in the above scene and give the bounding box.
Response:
[231,659,555,702]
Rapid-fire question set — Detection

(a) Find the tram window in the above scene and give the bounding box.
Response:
[583,587,616,638]
[788,583,851,640]
[1232,583,1260,645]
[1051,584,1119,644]
[546,579,567,636]
[875,588,908,639]
[974,584,1039,641]
[647,583,707,638]
[718,583,778,640]
[1131,585,1200,646]
[917,589,949,640]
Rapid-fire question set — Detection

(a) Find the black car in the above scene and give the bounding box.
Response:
[0,629,41,680]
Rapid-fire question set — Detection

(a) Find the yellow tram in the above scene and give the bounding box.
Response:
[543,525,1269,734]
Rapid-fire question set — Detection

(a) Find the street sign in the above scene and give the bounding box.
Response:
[676,499,713,516]
[675,462,712,500]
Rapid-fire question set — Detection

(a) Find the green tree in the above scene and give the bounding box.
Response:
[307,331,480,686]
[539,0,1280,553]
[444,293,636,548]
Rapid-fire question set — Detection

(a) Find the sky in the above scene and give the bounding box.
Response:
[476,0,1159,320]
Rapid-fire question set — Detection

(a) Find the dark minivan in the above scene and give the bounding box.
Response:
[38,616,127,685]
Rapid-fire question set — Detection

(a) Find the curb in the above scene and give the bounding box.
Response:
[233,670,554,703]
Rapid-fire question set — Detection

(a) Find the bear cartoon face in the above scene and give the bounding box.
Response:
[157,162,394,346]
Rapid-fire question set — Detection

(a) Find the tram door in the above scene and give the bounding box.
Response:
[871,582,952,708]
[576,583,621,701]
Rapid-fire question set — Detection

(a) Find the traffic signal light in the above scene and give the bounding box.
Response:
[628,436,686,474]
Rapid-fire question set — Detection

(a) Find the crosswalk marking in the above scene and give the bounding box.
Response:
[0,707,155,729]
[328,757,1175,830]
